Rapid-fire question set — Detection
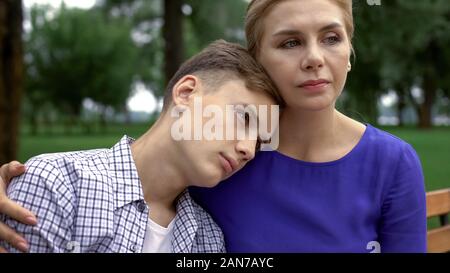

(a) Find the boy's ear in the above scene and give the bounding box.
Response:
[172,75,200,107]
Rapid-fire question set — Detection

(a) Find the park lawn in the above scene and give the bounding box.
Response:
[382,126,450,191]
[18,124,450,229]
[18,123,149,162]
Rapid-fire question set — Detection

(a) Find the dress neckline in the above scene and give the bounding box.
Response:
[270,124,371,167]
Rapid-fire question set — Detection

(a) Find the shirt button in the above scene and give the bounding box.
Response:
[137,202,147,213]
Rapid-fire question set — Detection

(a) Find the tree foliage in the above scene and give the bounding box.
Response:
[347,0,450,127]
[22,0,450,131]
[25,4,138,128]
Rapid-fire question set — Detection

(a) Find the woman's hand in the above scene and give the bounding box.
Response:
[0,161,37,252]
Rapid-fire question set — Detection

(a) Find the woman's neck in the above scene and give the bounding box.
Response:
[278,107,365,162]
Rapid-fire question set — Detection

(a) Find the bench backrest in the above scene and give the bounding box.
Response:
[426,188,450,253]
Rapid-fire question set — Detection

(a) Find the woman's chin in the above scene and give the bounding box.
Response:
[289,101,335,112]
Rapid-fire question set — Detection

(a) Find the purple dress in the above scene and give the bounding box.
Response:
[190,125,427,253]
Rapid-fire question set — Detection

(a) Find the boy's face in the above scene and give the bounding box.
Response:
[172,78,276,188]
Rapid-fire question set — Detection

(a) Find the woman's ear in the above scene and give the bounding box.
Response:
[172,75,199,107]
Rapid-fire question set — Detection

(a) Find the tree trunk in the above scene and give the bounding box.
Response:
[163,0,184,85]
[417,40,440,129]
[30,112,38,136]
[0,0,24,163]
[395,87,406,127]
[418,69,436,129]
[99,105,108,133]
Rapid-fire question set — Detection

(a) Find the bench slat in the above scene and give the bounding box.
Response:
[426,189,450,218]
[427,225,450,253]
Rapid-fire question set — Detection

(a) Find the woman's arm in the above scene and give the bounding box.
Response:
[0,161,37,252]
[378,144,427,253]
[0,158,73,253]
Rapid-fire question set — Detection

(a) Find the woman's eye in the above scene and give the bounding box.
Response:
[281,39,301,48]
[323,35,341,45]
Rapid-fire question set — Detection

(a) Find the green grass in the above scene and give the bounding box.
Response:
[382,126,450,191]
[17,124,450,230]
[18,123,150,162]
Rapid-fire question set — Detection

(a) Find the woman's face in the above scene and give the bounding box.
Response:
[257,0,351,111]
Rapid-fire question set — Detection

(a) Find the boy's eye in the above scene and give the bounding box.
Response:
[236,110,250,127]
[244,113,250,125]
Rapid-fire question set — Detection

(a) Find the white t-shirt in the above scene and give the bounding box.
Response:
[142,217,176,253]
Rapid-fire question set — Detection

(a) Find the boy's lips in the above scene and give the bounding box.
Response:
[219,153,238,174]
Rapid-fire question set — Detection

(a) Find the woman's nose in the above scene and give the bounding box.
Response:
[301,44,324,71]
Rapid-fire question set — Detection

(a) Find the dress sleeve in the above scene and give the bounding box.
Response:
[378,143,427,253]
[0,158,74,253]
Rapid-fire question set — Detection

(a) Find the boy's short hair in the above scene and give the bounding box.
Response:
[162,40,283,112]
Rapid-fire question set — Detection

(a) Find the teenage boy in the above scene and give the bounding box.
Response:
[0,40,280,253]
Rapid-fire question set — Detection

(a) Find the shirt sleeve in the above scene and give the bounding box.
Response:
[378,143,427,253]
[0,158,75,253]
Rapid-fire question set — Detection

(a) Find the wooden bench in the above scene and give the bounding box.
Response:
[426,188,450,253]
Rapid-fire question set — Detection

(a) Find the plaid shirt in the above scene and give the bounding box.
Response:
[0,136,225,253]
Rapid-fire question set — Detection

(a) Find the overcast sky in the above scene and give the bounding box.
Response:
[24,0,96,9]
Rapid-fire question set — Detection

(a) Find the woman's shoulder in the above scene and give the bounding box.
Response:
[363,124,420,165]
[365,124,414,150]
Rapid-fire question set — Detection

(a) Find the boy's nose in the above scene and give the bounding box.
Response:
[236,139,255,163]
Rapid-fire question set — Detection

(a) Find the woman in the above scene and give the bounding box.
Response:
[189,0,426,253]
[0,0,426,253]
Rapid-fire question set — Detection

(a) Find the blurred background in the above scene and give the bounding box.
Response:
[0,0,449,195]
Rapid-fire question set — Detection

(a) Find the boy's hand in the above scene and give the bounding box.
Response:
[0,161,37,252]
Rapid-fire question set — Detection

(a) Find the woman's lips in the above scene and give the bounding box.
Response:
[298,79,330,92]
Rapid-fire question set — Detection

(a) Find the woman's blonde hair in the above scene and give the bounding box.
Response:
[245,0,354,58]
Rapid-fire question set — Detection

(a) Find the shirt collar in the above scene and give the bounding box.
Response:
[107,135,145,210]
[108,137,203,252]
[172,189,200,253]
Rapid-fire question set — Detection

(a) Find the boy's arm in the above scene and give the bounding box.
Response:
[0,159,74,253]
[0,161,36,252]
